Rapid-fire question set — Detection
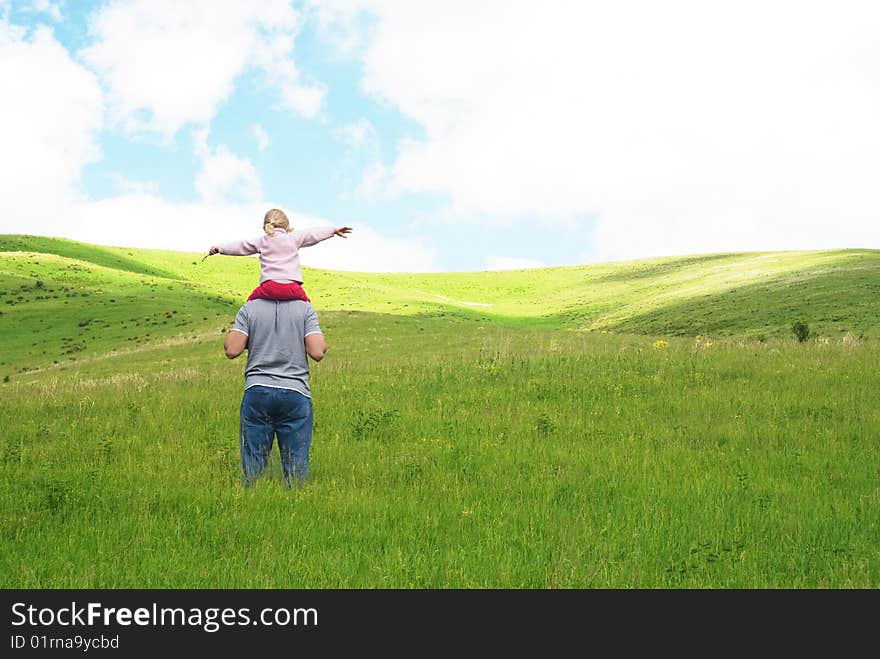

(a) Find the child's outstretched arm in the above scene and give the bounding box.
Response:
[209,236,262,256]
[293,226,353,248]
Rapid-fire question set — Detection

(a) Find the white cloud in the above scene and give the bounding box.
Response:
[251,29,326,118]
[80,0,325,137]
[292,217,437,273]
[195,147,262,205]
[193,128,262,204]
[109,174,160,196]
[253,123,269,152]
[354,161,389,201]
[69,195,262,252]
[483,256,547,271]
[30,0,62,21]
[319,1,880,259]
[0,14,433,274]
[335,117,376,148]
[0,20,102,231]
[335,118,381,201]
[304,0,371,56]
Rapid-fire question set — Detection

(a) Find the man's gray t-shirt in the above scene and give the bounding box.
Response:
[231,299,322,397]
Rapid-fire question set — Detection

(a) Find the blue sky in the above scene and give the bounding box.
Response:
[1,1,878,272]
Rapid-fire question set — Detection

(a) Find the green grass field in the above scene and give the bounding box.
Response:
[1,235,878,587]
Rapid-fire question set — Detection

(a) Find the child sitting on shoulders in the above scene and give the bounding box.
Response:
[209,208,352,302]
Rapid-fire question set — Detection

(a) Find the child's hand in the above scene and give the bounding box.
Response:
[334,227,353,238]
[208,246,220,255]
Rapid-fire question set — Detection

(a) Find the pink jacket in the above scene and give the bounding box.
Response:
[217,226,336,283]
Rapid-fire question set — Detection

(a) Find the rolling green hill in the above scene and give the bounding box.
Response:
[1,235,878,588]
[0,235,877,377]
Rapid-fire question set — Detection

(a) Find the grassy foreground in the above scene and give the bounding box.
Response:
[0,236,878,587]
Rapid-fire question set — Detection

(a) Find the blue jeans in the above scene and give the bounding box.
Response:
[239,385,313,488]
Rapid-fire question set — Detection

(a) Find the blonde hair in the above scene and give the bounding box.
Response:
[263,209,291,236]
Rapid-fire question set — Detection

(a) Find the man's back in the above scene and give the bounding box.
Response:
[231,299,322,398]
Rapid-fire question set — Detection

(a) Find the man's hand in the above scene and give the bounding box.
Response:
[208,246,220,255]
[333,227,353,238]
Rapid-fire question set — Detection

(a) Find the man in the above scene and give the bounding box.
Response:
[224,298,327,488]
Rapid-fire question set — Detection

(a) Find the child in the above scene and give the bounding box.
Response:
[209,208,352,302]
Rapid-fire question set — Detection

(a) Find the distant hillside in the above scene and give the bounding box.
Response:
[1,235,877,373]
[0,235,181,279]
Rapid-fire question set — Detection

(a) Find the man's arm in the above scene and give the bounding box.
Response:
[225,305,250,359]
[303,304,327,361]
[225,329,248,359]
[305,332,327,362]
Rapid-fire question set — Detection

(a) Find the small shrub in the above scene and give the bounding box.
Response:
[2,439,21,464]
[535,413,556,437]
[44,481,71,515]
[792,321,810,343]
[352,409,400,440]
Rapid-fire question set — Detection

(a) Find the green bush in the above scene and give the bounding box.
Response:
[792,321,810,343]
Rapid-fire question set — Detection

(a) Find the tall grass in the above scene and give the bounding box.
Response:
[2,319,877,587]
